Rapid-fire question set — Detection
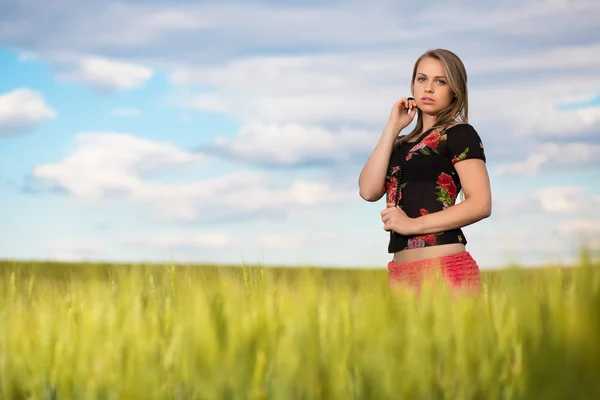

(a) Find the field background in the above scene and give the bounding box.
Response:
[1,251,599,399]
[2,1,600,398]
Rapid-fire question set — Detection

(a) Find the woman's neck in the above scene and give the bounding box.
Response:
[422,113,436,133]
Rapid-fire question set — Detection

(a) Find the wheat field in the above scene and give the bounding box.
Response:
[1,252,599,399]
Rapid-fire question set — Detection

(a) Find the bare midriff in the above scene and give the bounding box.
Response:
[392,243,466,263]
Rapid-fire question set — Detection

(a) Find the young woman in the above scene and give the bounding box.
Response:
[358,49,492,291]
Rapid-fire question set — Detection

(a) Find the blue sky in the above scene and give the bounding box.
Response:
[1,0,599,269]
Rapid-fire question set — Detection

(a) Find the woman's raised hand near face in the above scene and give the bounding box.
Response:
[388,97,417,132]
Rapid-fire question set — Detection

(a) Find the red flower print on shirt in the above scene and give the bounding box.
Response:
[422,131,441,149]
[385,177,397,205]
[385,166,406,207]
[406,131,442,159]
[422,234,437,245]
[437,173,458,199]
[409,142,426,153]
[406,233,440,249]
[419,208,429,216]
[407,236,426,248]
[451,148,470,164]
[435,172,458,209]
[385,177,397,192]
[386,181,407,207]
[437,172,453,186]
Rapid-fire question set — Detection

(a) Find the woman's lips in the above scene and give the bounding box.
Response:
[421,97,435,105]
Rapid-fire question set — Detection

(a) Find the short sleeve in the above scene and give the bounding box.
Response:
[446,124,486,165]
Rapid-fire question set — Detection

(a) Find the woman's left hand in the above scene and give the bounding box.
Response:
[381,205,418,235]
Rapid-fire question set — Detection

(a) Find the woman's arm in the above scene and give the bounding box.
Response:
[412,158,492,234]
[359,98,417,201]
[358,124,401,202]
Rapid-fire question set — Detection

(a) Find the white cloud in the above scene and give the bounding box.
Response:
[110,107,142,117]
[0,88,57,136]
[558,219,600,236]
[495,143,600,176]
[258,234,297,249]
[122,234,233,249]
[0,2,436,55]
[175,52,398,126]
[494,154,548,176]
[3,0,599,96]
[479,226,571,255]
[169,53,403,93]
[95,3,212,43]
[5,1,600,269]
[175,44,600,141]
[559,91,598,106]
[417,2,600,38]
[56,56,153,93]
[470,228,575,267]
[536,186,600,214]
[174,49,600,170]
[516,104,600,138]
[3,1,599,53]
[474,44,600,73]
[557,219,600,254]
[457,211,600,268]
[33,132,204,199]
[32,132,357,221]
[5,2,600,148]
[172,41,600,88]
[258,232,339,249]
[206,122,376,165]
[49,241,105,262]
[493,185,600,216]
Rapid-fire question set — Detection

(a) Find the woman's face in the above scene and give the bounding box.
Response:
[412,57,454,116]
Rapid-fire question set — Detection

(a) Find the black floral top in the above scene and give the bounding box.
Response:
[385,123,486,253]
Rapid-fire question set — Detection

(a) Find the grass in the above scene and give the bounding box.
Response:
[0,252,599,399]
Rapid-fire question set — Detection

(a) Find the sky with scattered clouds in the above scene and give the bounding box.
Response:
[1,0,599,268]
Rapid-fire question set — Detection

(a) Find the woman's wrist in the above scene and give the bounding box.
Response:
[384,122,404,138]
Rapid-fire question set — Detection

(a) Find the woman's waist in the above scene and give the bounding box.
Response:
[393,243,466,263]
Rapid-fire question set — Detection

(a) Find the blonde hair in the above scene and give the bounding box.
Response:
[396,49,469,146]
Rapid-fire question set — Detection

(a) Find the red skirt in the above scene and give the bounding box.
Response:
[387,251,481,291]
